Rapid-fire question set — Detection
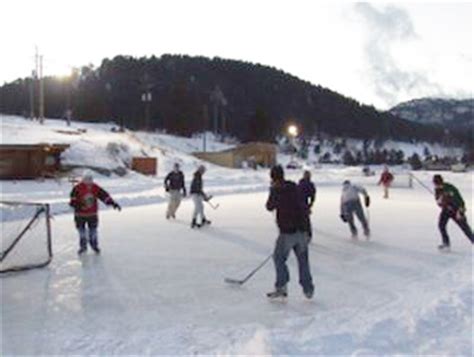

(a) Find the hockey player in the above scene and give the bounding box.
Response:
[266,165,314,300]
[69,171,121,254]
[433,174,473,252]
[164,163,186,219]
[378,166,394,199]
[340,180,370,239]
[298,170,316,241]
[190,165,211,228]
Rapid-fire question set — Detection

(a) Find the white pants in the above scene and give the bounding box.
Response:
[167,190,182,218]
[192,194,204,220]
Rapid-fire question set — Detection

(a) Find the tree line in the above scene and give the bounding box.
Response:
[0,54,467,147]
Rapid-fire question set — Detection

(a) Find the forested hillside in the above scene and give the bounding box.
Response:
[0,54,460,145]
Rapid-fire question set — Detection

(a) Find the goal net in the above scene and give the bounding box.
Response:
[390,172,414,188]
[1,201,52,273]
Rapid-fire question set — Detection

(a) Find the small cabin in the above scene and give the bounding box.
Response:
[131,157,157,176]
[0,144,70,180]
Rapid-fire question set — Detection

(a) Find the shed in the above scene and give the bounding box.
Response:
[194,142,276,169]
[0,144,70,180]
[131,157,157,176]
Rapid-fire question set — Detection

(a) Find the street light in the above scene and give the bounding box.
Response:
[287,124,299,164]
[287,124,298,138]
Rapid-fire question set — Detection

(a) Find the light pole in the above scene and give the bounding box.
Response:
[141,91,152,130]
[287,124,299,163]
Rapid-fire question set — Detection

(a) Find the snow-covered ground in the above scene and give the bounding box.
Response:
[1,115,473,355]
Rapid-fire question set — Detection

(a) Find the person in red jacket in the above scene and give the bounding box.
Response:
[69,171,121,255]
[378,166,394,199]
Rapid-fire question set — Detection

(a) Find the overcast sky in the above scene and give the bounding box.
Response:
[0,0,472,109]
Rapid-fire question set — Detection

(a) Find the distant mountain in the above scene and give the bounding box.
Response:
[0,55,460,144]
[389,98,473,129]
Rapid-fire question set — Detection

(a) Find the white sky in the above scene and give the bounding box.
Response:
[0,0,472,109]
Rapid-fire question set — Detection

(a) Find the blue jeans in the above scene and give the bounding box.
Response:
[342,200,369,236]
[75,216,99,249]
[273,232,314,293]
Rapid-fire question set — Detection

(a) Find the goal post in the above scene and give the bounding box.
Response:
[1,201,52,274]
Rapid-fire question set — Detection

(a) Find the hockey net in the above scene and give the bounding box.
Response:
[1,201,52,273]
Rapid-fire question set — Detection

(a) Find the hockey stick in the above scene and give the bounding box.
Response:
[410,173,434,195]
[205,199,220,210]
[225,253,273,285]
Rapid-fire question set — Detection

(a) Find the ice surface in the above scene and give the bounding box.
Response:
[1,114,472,355]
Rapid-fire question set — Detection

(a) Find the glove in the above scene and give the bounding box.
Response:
[204,194,213,202]
[165,187,170,192]
[112,202,121,211]
[340,214,347,223]
[365,196,370,207]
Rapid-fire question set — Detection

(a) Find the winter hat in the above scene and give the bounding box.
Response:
[82,170,94,183]
[343,180,351,186]
[433,174,443,185]
[270,165,284,181]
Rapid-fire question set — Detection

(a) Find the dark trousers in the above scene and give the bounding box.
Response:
[342,200,369,236]
[273,232,314,293]
[438,209,473,246]
[75,216,99,249]
[303,214,312,240]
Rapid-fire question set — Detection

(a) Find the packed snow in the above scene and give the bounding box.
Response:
[1,115,473,355]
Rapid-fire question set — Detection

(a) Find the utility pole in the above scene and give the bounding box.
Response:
[202,104,209,152]
[221,112,226,136]
[141,73,153,130]
[38,55,45,124]
[29,70,35,119]
[141,91,152,130]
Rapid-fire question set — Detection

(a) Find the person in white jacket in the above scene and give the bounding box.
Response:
[340,180,370,239]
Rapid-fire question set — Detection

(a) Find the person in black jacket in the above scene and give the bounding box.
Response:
[164,163,186,219]
[298,170,316,241]
[266,165,314,299]
[190,165,211,228]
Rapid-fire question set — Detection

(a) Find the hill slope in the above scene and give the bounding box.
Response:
[0,55,452,144]
[389,98,473,129]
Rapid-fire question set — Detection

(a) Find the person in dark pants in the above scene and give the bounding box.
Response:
[164,163,186,219]
[298,170,316,241]
[70,171,121,254]
[266,165,314,299]
[433,174,473,252]
[340,180,370,239]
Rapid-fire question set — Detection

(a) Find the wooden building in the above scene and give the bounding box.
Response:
[194,142,276,169]
[0,144,70,180]
[131,157,157,176]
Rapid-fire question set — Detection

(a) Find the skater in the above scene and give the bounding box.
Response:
[340,180,370,239]
[378,166,394,199]
[164,163,186,219]
[266,165,314,299]
[433,174,473,252]
[298,170,316,241]
[190,165,211,228]
[69,171,121,254]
